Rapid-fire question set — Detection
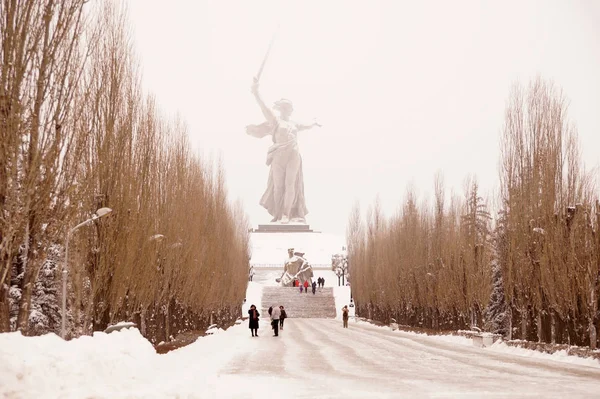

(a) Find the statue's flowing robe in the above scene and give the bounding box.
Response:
[246,121,308,220]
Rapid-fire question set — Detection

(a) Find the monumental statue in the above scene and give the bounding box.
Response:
[244,28,321,224]
[276,248,314,287]
[246,78,321,224]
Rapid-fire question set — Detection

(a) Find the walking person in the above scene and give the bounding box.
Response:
[279,306,287,330]
[311,281,316,295]
[248,305,260,337]
[303,280,309,294]
[342,305,349,328]
[271,304,281,336]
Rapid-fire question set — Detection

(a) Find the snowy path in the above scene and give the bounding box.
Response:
[3,318,600,398]
[214,318,600,398]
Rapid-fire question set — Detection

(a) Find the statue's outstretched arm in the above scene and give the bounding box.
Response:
[251,78,276,124]
[296,121,322,131]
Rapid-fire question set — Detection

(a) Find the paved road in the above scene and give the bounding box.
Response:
[217,318,600,398]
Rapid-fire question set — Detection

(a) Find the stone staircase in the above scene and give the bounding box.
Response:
[261,287,336,318]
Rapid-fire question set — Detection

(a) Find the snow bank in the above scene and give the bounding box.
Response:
[0,322,266,398]
[0,328,157,398]
[489,340,600,369]
[354,319,600,369]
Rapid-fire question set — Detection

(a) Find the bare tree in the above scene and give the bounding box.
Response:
[0,0,92,333]
[348,78,598,348]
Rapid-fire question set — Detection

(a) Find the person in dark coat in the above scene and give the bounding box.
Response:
[279,306,287,330]
[311,281,316,294]
[342,305,349,328]
[248,305,260,337]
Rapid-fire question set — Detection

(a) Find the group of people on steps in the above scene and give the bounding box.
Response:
[295,276,327,294]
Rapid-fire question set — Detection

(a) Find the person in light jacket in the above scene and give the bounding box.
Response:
[271,305,281,336]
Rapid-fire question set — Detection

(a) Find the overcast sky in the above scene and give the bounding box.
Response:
[127,0,600,237]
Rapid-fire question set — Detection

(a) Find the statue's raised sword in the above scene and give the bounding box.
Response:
[255,25,280,82]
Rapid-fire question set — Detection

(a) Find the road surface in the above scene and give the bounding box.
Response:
[213,318,600,398]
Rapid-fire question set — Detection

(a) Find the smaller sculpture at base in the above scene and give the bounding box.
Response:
[276,248,313,287]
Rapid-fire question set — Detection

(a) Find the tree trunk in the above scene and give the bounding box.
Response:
[0,282,10,332]
[537,310,543,343]
[165,305,170,341]
[507,304,513,340]
[140,307,147,336]
[590,278,598,349]
[521,307,527,340]
[471,305,478,328]
[16,219,37,333]
[550,310,556,344]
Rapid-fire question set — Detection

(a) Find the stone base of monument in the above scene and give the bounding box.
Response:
[252,223,315,233]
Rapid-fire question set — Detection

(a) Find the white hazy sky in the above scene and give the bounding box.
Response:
[127,0,600,237]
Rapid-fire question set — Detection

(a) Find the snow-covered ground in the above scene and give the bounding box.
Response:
[0,270,600,398]
[2,317,600,398]
[241,282,263,317]
[3,274,600,398]
[249,231,345,267]
[332,285,355,319]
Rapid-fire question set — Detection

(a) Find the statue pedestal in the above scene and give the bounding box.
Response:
[253,223,315,233]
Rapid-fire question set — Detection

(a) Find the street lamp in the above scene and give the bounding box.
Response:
[149,234,165,242]
[61,207,112,339]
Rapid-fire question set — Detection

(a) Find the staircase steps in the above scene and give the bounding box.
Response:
[261,287,336,318]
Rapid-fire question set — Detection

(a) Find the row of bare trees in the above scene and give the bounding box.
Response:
[0,1,250,343]
[347,78,600,348]
[347,177,493,331]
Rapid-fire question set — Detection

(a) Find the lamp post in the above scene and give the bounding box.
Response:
[149,234,165,242]
[61,207,112,339]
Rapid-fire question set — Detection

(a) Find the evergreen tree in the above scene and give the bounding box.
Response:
[485,261,508,335]
[28,248,61,335]
[485,212,509,336]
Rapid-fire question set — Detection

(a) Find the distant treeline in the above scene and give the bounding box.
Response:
[0,1,249,343]
[348,78,600,349]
